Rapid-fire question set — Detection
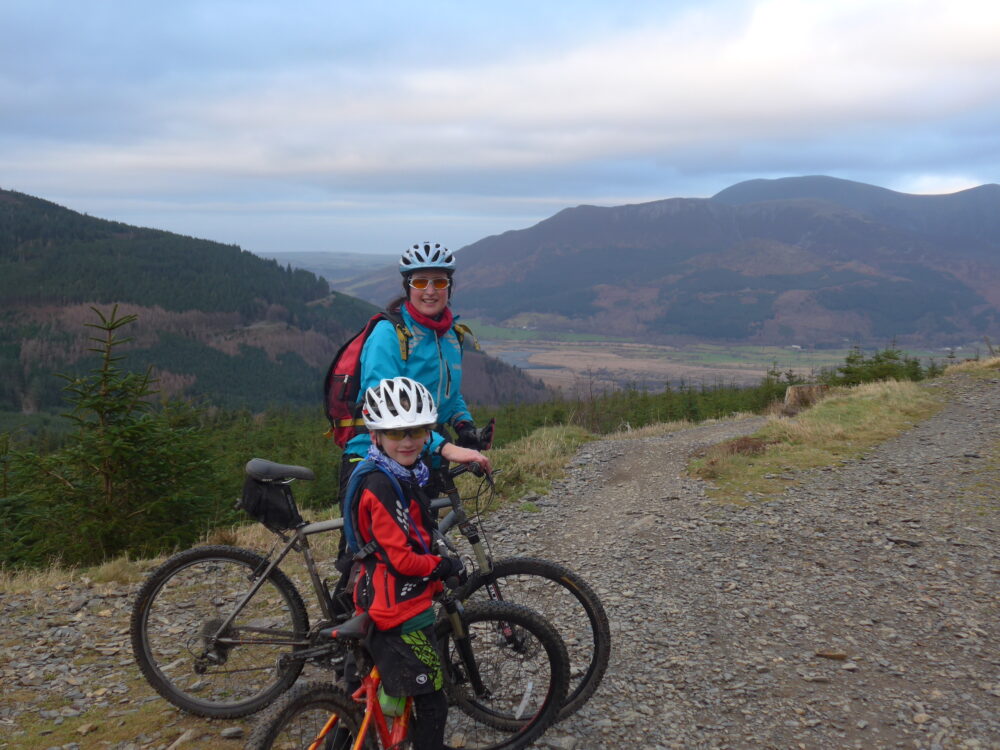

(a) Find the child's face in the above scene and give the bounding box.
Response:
[376,427,431,466]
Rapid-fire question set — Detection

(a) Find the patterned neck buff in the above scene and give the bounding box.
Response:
[365,441,430,487]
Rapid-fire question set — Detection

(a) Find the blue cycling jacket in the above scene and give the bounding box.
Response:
[344,305,473,458]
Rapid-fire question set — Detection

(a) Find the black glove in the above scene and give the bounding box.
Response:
[454,419,494,451]
[454,421,480,449]
[431,556,467,588]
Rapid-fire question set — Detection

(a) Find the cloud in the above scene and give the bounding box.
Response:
[2,0,999,251]
[44,1,996,177]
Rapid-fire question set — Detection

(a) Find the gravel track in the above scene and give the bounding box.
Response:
[488,372,1000,750]
[2,372,997,750]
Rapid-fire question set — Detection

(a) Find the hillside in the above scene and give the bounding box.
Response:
[0,189,549,413]
[348,176,1000,346]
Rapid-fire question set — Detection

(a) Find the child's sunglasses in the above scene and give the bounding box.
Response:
[379,427,431,441]
[408,277,451,290]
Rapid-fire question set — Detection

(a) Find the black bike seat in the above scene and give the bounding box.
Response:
[245,458,316,482]
[318,613,371,641]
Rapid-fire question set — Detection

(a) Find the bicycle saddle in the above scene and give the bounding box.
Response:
[318,613,371,641]
[245,458,316,482]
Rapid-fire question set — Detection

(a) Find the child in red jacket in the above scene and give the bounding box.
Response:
[350,376,480,750]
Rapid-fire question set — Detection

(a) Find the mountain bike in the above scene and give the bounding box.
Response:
[130,457,607,719]
[246,597,570,750]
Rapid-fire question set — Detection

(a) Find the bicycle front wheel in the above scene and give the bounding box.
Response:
[456,556,610,719]
[245,681,373,750]
[437,601,569,750]
[130,545,309,718]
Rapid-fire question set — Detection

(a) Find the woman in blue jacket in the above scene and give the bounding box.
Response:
[339,242,491,495]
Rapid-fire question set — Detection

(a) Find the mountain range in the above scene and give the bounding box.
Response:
[349,176,1000,346]
[0,189,549,415]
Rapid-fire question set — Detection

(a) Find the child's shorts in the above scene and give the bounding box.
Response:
[369,623,444,697]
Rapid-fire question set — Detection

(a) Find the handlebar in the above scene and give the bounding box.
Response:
[446,461,495,483]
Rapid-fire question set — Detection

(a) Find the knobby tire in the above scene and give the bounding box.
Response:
[129,545,309,718]
[456,556,610,719]
[436,600,570,750]
[245,681,372,750]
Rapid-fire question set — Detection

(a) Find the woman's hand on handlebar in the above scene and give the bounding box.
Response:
[440,442,492,476]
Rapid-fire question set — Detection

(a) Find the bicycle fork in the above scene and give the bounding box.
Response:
[441,597,491,699]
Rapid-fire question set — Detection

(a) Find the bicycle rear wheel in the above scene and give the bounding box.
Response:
[456,556,610,719]
[437,601,569,750]
[245,681,373,750]
[130,545,309,718]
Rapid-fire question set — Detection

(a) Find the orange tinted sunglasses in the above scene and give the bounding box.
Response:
[408,277,451,290]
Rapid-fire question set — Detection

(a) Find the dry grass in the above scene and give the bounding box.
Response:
[690,379,943,502]
[945,356,1000,375]
[486,425,593,500]
[0,560,80,595]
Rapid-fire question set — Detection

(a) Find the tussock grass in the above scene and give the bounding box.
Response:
[490,425,593,500]
[485,424,592,500]
[691,379,942,502]
[0,560,79,595]
[86,555,152,585]
[0,553,161,597]
[945,356,1000,374]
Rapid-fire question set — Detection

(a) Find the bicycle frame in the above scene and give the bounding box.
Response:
[353,666,413,750]
[430,469,504,598]
[296,593,487,750]
[205,465,486,661]
[202,516,345,658]
[430,470,492,571]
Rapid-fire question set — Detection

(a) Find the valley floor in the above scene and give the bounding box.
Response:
[481,339,941,394]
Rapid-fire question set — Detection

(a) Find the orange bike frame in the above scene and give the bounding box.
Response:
[351,666,414,750]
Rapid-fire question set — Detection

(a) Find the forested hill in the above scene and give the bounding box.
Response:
[0,189,550,414]
[0,188,374,326]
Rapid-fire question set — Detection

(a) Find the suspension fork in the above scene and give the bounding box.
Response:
[442,597,490,699]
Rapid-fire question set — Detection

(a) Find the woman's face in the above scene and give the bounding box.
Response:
[376,427,430,466]
[407,269,451,318]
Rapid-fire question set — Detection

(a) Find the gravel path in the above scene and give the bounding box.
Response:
[490,372,999,750]
[1,371,997,750]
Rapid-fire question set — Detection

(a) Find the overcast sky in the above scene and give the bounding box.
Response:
[2,0,999,256]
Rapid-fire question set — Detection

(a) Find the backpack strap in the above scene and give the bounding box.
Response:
[381,307,413,362]
[452,322,480,352]
[342,460,407,556]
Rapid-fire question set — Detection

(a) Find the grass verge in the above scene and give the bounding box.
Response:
[472,424,592,502]
[689,379,943,503]
[945,355,1000,376]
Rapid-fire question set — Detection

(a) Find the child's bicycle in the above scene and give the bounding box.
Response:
[129,457,607,720]
[245,596,570,750]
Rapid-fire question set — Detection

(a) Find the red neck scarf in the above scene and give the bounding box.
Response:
[405,301,454,336]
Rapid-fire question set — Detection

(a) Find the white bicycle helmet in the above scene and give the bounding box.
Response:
[362,377,438,431]
[399,242,456,274]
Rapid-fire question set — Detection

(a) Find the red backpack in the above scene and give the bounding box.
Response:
[323,310,411,448]
[323,309,479,448]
